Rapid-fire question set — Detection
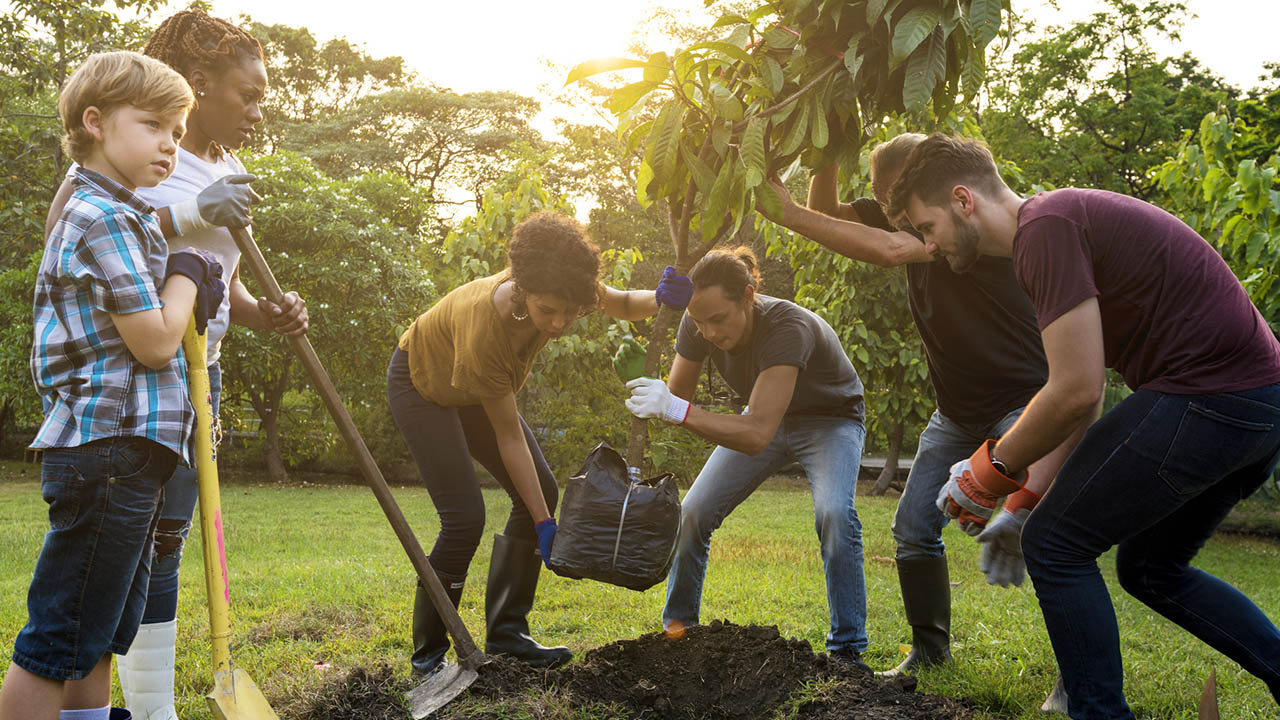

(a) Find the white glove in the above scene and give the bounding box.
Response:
[936,458,995,537]
[170,174,260,234]
[975,507,1028,587]
[625,377,690,424]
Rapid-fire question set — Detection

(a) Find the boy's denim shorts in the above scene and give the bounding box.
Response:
[11,436,176,681]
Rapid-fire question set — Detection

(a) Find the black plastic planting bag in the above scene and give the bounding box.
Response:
[549,442,681,591]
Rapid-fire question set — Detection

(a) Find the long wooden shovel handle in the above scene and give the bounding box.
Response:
[228,227,483,666]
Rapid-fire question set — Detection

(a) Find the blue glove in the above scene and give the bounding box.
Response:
[534,517,558,569]
[165,249,225,335]
[655,266,693,310]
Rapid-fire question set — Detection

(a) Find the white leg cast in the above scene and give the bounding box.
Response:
[116,619,179,720]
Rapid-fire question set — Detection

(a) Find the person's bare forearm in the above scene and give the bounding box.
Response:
[807,164,842,215]
[496,434,551,523]
[782,205,931,267]
[111,278,198,369]
[680,407,779,456]
[228,276,269,330]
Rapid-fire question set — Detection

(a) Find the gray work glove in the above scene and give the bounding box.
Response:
[975,507,1028,587]
[171,174,260,233]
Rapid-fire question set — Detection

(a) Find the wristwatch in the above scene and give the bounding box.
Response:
[988,445,1012,478]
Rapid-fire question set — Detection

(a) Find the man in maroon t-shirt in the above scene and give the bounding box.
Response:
[886,134,1280,719]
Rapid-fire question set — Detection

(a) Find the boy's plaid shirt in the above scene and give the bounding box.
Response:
[30,167,194,465]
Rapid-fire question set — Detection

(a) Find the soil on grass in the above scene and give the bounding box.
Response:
[295,621,975,719]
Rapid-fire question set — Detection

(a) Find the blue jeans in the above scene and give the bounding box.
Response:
[143,362,219,624]
[663,414,868,652]
[1022,385,1280,719]
[892,407,1023,559]
[12,437,177,680]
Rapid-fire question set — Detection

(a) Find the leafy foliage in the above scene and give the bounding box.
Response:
[1156,110,1280,331]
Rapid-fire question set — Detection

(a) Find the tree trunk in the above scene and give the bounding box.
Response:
[625,302,681,475]
[259,408,288,483]
[0,400,11,451]
[870,418,905,496]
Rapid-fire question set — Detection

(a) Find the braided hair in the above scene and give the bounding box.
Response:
[143,9,263,80]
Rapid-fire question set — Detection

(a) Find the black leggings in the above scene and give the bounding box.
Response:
[387,348,558,578]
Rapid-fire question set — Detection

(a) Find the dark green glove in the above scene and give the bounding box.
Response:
[613,336,646,382]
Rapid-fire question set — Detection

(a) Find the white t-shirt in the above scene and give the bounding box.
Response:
[69,149,248,363]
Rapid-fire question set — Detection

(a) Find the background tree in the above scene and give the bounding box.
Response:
[980,0,1236,201]
[220,150,436,481]
[572,0,1010,470]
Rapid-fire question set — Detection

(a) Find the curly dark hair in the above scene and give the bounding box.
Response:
[507,211,601,312]
[143,9,264,80]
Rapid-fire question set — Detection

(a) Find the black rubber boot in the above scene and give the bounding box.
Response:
[484,534,572,668]
[877,554,952,677]
[410,569,466,677]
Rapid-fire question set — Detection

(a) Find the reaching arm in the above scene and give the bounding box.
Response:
[806,163,861,220]
[762,178,932,267]
[598,284,659,321]
[481,392,552,524]
[992,298,1107,475]
[110,277,198,370]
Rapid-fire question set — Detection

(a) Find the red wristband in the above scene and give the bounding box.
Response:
[1004,486,1042,515]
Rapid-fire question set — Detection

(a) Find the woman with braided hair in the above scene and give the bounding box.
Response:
[44,10,308,719]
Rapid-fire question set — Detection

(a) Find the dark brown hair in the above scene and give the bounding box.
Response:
[887,134,1004,219]
[143,9,264,80]
[689,246,763,302]
[508,211,601,312]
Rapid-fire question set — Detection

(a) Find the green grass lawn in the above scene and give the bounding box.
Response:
[1,458,1278,719]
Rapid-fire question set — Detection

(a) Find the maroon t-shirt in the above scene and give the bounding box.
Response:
[1013,188,1280,394]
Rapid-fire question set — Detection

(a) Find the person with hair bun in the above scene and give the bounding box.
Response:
[389,211,692,676]
[43,10,307,719]
[625,246,872,671]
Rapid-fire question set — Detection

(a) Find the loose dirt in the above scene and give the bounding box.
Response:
[294,620,975,719]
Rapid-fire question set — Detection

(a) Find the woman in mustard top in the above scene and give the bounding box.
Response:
[388,212,692,674]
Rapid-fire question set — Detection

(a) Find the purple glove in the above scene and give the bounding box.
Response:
[655,266,693,310]
[535,517,558,569]
[165,249,224,335]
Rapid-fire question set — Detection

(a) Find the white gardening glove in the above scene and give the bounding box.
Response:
[975,507,1029,587]
[625,377,690,424]
[170,174,260,234]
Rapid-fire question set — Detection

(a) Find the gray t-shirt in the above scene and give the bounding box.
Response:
[675,295,865,423]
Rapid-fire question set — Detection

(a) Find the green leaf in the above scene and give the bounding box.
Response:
[843,41,865,80]
[704,153,737,241]
[810,93,829,149]
[643,52,670,83]
[902,28,947,114]
[712,13,750,28]
[763,26,798,49]
[712,121,731,155]
[565,56,647,85]
[960,50,986,100]
[607,80,659,115]
[624,119,654,155]
[778,96,811,156]
[1247,230,1269,264]
[891,5,942,68]
[680,142,717,197]
[755,183,784,220]
[690,41,756,66]
[742,117,767,188]
[709,82,745,122]
[636,160,655,209]
[866,0,889,24]
[966,0,1003,49]
[646,101,686,198]
[762,56,784,95]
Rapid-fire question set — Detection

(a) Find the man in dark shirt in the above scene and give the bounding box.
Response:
[761,134,1077,710]
[888,133,1280,719]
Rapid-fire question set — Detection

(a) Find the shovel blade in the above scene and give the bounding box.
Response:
[407,662,478,719]
[206,668,280,720]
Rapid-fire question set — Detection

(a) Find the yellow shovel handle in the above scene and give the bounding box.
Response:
[183,317,233,677]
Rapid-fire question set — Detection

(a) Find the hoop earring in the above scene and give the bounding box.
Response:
[511,285,529,322]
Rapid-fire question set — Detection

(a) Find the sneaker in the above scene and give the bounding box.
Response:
[829,647,872,673]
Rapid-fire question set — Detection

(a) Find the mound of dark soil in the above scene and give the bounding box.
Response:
[295,621,975,719]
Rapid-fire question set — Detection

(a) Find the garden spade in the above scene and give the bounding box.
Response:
[227,227,484,717]
[183,317,280,720]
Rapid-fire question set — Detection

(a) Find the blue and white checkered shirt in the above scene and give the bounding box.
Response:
[30,167,194,465]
